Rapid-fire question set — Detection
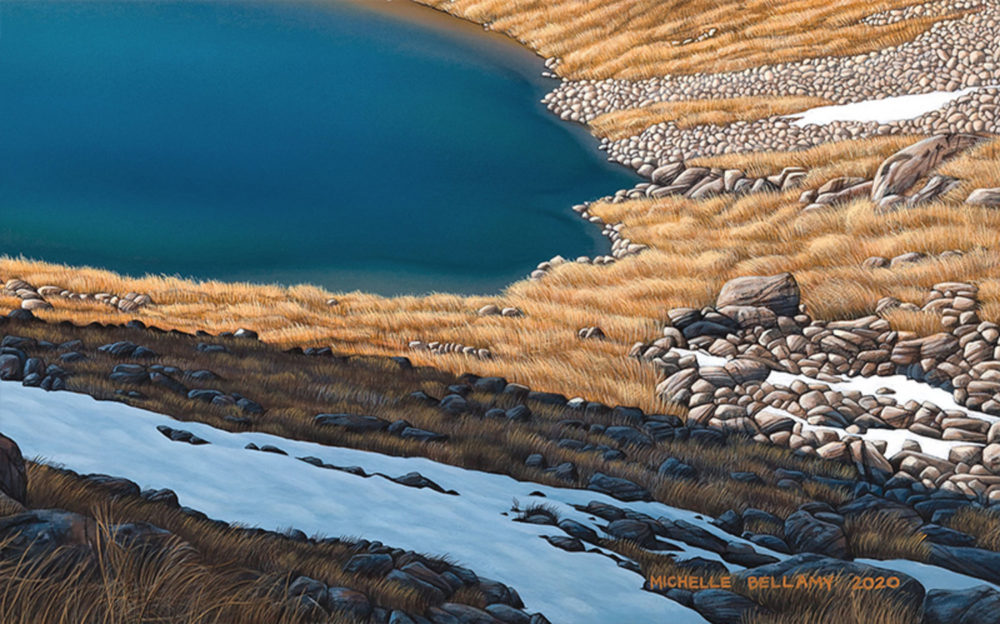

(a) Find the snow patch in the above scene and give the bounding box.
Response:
[0,382,720,624]
[785,87,992,127]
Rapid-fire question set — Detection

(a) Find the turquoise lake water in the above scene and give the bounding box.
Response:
[0,1,634,295]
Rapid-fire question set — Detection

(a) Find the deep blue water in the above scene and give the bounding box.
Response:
[0,1,633,295]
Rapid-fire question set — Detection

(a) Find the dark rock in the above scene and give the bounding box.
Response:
[714,510,742,535]
[784,511,847,558]
[730,471,764,484]
[314,413,390,432]
[0,509,95,555]
[388,419,413,435]
[149,371,188,394]
[691,589,764,624]
[611,406,645,425]
[557,519,598,543]
[439,394,470,415]
[837,495,922,527]
[0,434,28,504]
[187,388,225,403]
[923,585,1000,624]
[400,427,449,443]
[110,363,149,384]
[524,454,546,469]
[928,544,1000,584]
[196,343,228,354]
[603,426,651,447]
[409,391,438,404]
[605,519,655,547]
[478,578,523,608]
[543,462,578,483]
[1,336,36,350]
[587,473,651,501]
[85,474,140,498]
[259,445,287,455]
[682,321,734,339]
[658,457,697,480]
[473,377,507,393]
[23,357,44,378]
[485,604,531,624]
[658,519,729,554]
[324,586,372,619]
[236,397,264,414]
[140,488,179,507]
[343,553,394,576]
[60,351,87,362]
[544,535,585,552]
[392,472,453,494]
[749,534,790,553]
[186,369,219,381]
[0,354,23,380]
[386,570,446,603]
[526,391,567,406]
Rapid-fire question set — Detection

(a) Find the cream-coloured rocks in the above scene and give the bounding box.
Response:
[2,278,153,314]
[408,340,493,360]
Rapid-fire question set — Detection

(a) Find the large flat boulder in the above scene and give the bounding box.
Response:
[716,273,800,317]
[871,134,983,201]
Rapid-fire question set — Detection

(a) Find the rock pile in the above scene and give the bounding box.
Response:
[863,248,972,269]
[799,134,982,211]
[2,278,153,313]
[614,161,807,204]
[1,334,71,390]
[636,273,1000,500]
[408,340,493,360]
[477,304,524,317]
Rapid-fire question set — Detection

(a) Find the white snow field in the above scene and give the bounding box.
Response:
[0,381,714,624]
[785,87,994,126]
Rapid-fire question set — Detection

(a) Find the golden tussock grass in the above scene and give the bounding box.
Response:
[5,136,999,419]
[19,463,443,620]
[0,512,307,624]
[413,0,957,79]
[843,513,930,561]
[589,96,832,141]
[944,506,1000,551]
